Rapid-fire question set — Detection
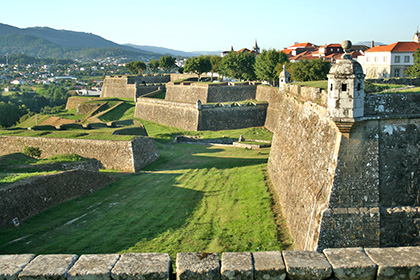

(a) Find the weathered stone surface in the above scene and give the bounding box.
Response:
[0,136,160,172]
[135,97,267,131]
[0,169,114,229]
[176,252,220,280]
[68,254,120,280]
[19,254,78,280]
[0,254,35,280]
[283,251,332,280]
[323,247,377,280]
[221,252,253,280]
[111,253,170,280]
[365,247,420,280]
[253,251,286,280]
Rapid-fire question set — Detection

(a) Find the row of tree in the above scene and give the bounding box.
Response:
[125,55,177,75]
[183,49,331,85]
[0,84,71,128]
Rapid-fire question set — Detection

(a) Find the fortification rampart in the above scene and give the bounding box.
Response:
[135,98,199,131]
[134,97,267,131]
[199,103,267,130]
[266,90,420,251]
[3,246,420,280]
[66,97,101,110]
[0,136,160,172]
[0,169,114,229]
[165,83,257,104]
[101,75,169,99]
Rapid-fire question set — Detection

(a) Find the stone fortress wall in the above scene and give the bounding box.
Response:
[264,52,420,251]
[0,168,114,229]
[0,136,160,172]
[135,82,268,131]
[101,74,170,99]
[3,246,420,280]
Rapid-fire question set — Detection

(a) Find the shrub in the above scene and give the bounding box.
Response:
[23,146,42,158]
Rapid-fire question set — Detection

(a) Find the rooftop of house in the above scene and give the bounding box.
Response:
[365,41,420,53]
[287,42,318,49]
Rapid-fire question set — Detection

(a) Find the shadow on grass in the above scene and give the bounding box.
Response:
[144,143,268,171]
[0,172,203,254]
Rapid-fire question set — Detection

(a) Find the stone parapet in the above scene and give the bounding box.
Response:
[3,247,420,279]
[0,136,159,172]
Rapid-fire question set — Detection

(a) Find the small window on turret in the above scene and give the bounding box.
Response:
[341,83,347,91]
[357,83,361,91]
[330,84,333,91]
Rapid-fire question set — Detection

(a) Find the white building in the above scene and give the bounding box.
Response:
[358,39,419,79]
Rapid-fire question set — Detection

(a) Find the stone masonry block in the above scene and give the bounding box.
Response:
[365,247,420,280]
[323,247,377,280]
[282,250,332,280]
[0,254,35,280]
[111,253,170,280]
[176,252,220,280]
[253,251,286,280]
[221,252,254,280]
[18,254,78,280]
[68,254,120,280]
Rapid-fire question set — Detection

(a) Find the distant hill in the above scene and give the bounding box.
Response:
[356,41,387,47]
[0,23,160,61]
[125,44,222,57]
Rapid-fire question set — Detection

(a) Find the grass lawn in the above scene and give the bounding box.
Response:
[292,80,328,89]
[0,144,292,257]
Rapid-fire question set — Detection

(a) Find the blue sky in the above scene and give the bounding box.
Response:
[2,0,419,52]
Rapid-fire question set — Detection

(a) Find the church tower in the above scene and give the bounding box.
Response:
[253,40,260,54]
[327,40,365,132]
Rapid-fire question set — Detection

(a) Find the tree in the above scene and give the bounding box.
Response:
[184,55,212,81]
[0,101,20,127]
[125,61,146,75]
[219,52,256,81]
[148,59,160,73]
[287,59,331,81]
[405,48,420,77]
[209,55,222,81]
[254,49,289,85]
[159,55,176,72]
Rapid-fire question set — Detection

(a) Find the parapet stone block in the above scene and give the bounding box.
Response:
[176,252,220,280]
[323,247,377,280]
[365,247,420,280]
[221,252,254,280]
[18,254,78,280]
[282,250,332,280]
[253,251,286,280]
[68,254,120,280]
[0,254,35,280]
[111,253,170,280]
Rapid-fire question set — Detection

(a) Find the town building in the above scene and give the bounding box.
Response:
[220,41,260,57]
[357,33,420,79]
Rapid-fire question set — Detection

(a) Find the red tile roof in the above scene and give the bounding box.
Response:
[319,43,342,48]
[365,42,420,53]
[288,42,318,49]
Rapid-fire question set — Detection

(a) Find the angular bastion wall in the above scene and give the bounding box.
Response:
[101,75,170,99]
[263,88,420,251]
[0,136,160,172]
[134,97,268,131]
[0,169,114,229]
[3,247,420,280]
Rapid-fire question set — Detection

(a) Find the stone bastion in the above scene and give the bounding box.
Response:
[0,136,160,172]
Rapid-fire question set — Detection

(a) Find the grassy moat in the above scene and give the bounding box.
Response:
[0,97,292,258]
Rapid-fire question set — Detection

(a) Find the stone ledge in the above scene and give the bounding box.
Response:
[3,247,420,280]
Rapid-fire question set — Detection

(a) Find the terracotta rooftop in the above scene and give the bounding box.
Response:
[365,41,420,52]
[288,42,318,49]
